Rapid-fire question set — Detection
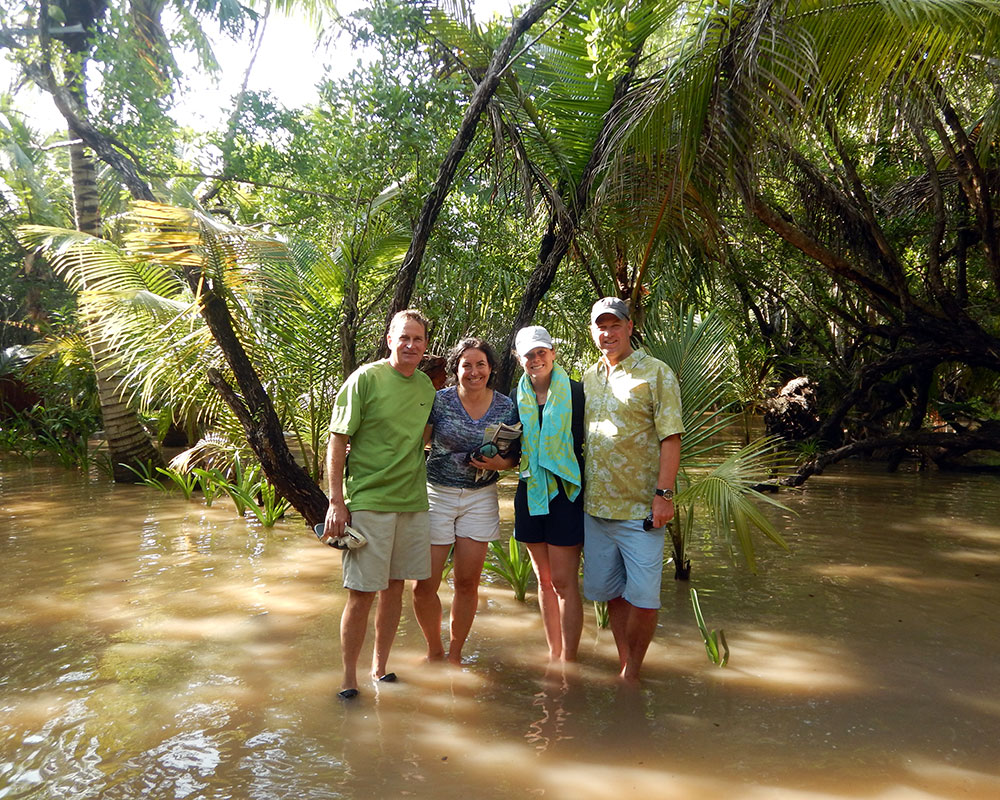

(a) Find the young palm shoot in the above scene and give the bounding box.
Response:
[690,589,729,667]
[484,537,533,602]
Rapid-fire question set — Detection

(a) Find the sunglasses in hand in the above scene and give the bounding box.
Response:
[466,442,499,463]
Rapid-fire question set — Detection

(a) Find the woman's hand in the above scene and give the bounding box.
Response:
[469,452,517,472]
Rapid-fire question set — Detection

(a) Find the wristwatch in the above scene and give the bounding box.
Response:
[655,488,674,500]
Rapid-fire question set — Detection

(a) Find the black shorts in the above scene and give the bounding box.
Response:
[513,479,584,547]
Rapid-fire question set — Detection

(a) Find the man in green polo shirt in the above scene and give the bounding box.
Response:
[582,297,683,683]
[323,309,436,699]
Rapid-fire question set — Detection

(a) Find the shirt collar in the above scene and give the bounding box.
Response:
[599,347,645,376]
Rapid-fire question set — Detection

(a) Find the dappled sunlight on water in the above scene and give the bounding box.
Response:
[2,456,1000,798]
[705,629,863,692]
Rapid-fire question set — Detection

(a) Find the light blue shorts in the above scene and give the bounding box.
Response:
[583,515,665,609]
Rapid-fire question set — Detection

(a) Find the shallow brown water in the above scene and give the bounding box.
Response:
[2,455,999,799]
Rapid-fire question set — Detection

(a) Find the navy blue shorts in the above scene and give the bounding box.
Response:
[513,479,584,547]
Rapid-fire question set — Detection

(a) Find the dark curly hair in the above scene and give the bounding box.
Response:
[446,337,499,388]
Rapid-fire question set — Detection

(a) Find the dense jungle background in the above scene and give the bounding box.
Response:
[3,0,1000,546]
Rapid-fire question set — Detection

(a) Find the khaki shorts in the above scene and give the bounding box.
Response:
[427,482,501,545]
[342,510,431,592]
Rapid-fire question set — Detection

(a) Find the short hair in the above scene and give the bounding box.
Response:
[446,337,499,388]
[388,308,430,338]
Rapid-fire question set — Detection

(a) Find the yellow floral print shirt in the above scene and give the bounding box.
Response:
[583,348,684,520]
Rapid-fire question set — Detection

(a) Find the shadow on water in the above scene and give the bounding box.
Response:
[2,455,1000,798]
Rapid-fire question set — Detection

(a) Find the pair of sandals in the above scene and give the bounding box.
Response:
[338,672,396,700]
[314,522,367,550]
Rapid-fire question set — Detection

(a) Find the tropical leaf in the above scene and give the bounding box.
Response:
[678,438,792,572]
[18,201,354,479]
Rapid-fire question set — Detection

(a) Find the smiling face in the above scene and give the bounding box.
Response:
[456,348,492,392]
[386,318,427,376]
[518,345,555,384]
[591,313,634,366]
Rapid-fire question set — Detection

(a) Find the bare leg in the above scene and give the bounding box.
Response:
[607,596,631,669]
[372,579,404,679]
[608,596,658,682]
[412,544,452,661]
[447,537,489,664]
[527,542,562,660]
[547,543,583,662]
[341,589,376,693]
[621,606,658,682]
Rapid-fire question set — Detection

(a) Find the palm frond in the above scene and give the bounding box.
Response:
[679,438,793,571]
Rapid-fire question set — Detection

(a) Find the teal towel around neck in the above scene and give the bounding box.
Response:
[517,364,581,515]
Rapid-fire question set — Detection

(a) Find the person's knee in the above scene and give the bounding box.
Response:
[413,577,440,600]
[550,573,578,598]
[532,564,554,590]
[452,573,481,595]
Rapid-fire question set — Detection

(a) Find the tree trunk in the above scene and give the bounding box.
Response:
[378,0,557,352]
[67,112,162,481]
[196,285,329,526]
[495,218,570,392]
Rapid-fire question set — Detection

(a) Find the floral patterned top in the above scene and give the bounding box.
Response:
[582,349,683,520]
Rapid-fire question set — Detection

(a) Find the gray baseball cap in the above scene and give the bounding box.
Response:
[590,297,630,323]
[514,325,554,357]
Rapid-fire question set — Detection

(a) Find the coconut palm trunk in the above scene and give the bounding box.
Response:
[67,136,162,480]
[58,11,162,481]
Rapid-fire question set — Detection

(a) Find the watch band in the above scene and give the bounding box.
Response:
[655,488,674,500]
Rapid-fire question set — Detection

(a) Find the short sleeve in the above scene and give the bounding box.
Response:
[653,364,684,440]
[328,370,364,436]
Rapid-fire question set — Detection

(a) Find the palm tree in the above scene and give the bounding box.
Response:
[644,307,790,576]
[426,0,677,389]
[18,201,361,524]
[9,0,333,479]
[605,0,1000,468]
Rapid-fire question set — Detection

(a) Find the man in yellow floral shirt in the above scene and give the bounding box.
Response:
[582,297,683,683]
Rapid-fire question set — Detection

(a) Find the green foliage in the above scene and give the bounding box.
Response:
[690,589,729,667]
[18,203,345,480]
[484,536,533,602]
[190,467,224,506]
[205,456,260,517]
[223,478,291,527]
[156,466,200,499]
[593,601,609,630]
[0,401,100,469]
[644,307,793,571]
[120,460,167,490]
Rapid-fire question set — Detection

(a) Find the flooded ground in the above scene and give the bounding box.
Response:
[2,454,999,799]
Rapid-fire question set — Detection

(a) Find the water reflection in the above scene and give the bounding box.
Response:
[2,456,1000,798]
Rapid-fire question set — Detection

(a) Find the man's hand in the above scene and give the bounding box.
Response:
[651,493,675,529]
[323,498,351,543]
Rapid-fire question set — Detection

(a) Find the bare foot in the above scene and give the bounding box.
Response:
[618,665,641,686]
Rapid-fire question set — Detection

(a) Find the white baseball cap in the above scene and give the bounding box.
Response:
[514,325,554,357]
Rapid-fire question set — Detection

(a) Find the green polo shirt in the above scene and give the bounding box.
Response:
[328,359,435,512]
[582,348,683,520]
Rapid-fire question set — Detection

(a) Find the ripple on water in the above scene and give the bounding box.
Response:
[2,456,1000,798]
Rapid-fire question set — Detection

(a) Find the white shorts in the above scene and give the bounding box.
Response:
[427,482,501,545]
